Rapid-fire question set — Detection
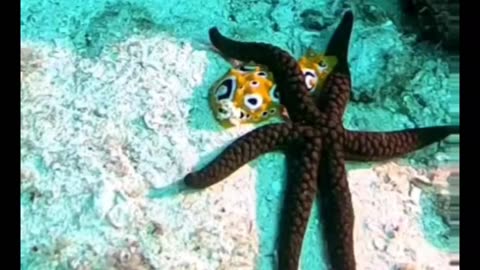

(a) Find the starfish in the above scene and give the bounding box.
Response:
[183,10,459,270]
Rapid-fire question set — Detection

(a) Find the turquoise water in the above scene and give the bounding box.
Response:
[21,0,456,269]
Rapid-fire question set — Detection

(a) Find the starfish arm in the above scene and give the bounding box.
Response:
[316,10,354,116]
[278,143,322,270]
[184,123,298,189]
[208,27,322,124]
[320,73,352,118]
[343,125,460,161]
[318,145,356,270]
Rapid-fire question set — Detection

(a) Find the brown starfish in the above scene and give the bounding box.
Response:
[183,10,459,270]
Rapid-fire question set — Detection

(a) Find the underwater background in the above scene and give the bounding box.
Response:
[21,0,459,269]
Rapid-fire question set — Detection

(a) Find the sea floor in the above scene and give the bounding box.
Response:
[21,0,457,269]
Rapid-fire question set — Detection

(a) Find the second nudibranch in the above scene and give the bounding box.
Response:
[209,51,338,128]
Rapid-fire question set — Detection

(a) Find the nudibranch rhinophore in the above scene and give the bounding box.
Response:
[209,51,338,128]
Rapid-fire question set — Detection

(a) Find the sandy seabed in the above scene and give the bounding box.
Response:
[21,15,455,270]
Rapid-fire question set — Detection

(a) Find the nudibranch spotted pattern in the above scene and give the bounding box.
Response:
[299,51,338,92]
[209,53,337,127]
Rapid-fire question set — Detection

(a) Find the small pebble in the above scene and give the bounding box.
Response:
[373,237,387,251]
[409,186,422,205]
[394,263,417,270]
[384,223,399,239]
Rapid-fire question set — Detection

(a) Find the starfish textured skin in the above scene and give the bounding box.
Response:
[183,10,459,270]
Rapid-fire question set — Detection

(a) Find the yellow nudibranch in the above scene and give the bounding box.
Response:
[209,51,338,128]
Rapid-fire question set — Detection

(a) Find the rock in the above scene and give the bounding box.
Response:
[394,263,418,270]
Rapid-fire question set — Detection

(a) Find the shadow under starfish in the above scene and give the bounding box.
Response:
[182,10,459,270]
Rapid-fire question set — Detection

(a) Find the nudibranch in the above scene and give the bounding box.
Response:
[299,49,338,93]
[209,51,338,128]
[208,64,281,128]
